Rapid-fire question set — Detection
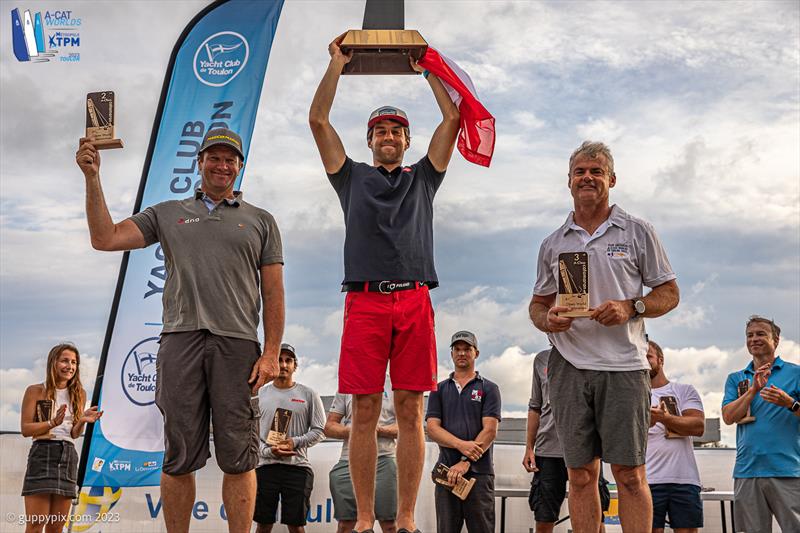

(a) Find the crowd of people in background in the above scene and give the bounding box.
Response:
[16,34,795,533]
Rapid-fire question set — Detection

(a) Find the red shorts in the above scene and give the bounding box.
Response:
[338,285,437,394]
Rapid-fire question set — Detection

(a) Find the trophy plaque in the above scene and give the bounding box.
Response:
[266,407,293,446]
[557,252,592,317]
[658,396,682,439]
[432,463,476,500]
[340,30,427,75]
[736,379,755,424]
[85,91,123,149]
[34,399,53,423]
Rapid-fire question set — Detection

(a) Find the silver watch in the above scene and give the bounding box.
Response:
[631,299,646,318]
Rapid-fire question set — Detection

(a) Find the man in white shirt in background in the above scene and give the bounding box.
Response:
[646,339,705,533]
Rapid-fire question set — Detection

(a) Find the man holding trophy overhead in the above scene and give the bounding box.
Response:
[528,141,680,531]
[308,31,460,533]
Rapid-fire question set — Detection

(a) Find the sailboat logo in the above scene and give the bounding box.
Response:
[10,8,57,62]
[193,31,250,87]
[120,337,159,406]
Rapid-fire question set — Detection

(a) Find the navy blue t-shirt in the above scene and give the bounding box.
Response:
[327,156,445,284]
[426,373,502,475]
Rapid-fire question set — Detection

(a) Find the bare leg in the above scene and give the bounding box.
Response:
[223,470,256,533]
[611,464,652,532]
[393,390,424,532]
[287,526,305,533]
[255,524,273,533]
[351,393,382,532]
[161,472,195,533]
[535,522,555,533]
[567,458,602,533]
[23,494,50,533]
[43,494,72,533]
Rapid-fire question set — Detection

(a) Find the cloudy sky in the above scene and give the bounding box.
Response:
[1,0,798,447]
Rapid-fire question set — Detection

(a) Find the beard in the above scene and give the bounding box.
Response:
[372,143,405,166]
[649,367,659,379]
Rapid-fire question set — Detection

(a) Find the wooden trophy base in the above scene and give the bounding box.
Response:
[557,309,593,318]
[93,138,124,150]
[266,431,287,446]
[556,293,591,318]
[340,29,427,75]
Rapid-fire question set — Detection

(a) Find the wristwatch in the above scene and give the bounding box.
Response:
[630,299,646,319]
[790,400,800,413]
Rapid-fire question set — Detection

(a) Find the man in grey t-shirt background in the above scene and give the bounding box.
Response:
[255,343,326,533]
[523,348,610,532]
[75,129,285,533]
[529,141,679,531]
[324,381,398,533]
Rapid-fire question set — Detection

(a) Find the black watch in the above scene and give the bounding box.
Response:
[630,299,646,319]
[790,400,800,413]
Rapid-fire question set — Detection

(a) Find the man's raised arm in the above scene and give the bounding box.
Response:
[309,35,352,174]
[410,60,460,172]
[76,138,146,251]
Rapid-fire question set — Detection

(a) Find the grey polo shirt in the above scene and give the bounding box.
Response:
[330,390,396,461]
[528,349,562,458]
[130,191,283,343]
[533,205,675,371]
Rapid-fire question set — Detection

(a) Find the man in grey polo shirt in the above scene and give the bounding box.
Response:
[75,129,285,533]
[528,141,679,531]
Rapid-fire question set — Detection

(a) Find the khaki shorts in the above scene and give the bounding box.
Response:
[548,347,650,468]
[156,330,261,475]
[329,457,397,521]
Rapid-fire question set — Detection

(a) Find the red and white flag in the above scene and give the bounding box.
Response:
[418,47,496,167]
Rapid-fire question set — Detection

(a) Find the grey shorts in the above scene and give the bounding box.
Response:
[329,456,398,521]
[548,347,650,468]
[734,477,800,533]
[156,330,261,475]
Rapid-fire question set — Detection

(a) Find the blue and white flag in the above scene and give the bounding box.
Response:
[80,0,284,488]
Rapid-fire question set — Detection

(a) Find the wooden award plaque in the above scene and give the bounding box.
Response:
[659,396,682,439]
[432,463,476,501]
[34,399,54,439]
[86,91,123,149]
[266,407,293,445]
[557,252,592,317]
[340,30,428,75]
[737,379,755,424]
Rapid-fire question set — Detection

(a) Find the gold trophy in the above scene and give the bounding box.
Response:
[557,252,592,317]
[339,0,427,74]
[86,91,123,149]
[432,463,476,500]
[737,379,756,424]
[266,407,293,446]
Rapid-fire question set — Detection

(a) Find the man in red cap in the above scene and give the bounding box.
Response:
[309,35,460,533]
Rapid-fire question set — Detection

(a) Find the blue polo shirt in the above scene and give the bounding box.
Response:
[426,372,502,475]
[722,357,800,478]
[328,156,445,284]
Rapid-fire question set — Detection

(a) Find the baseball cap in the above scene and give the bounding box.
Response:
[198,128,245,160]
[280,343,297,361]
[450,330,478,349]
[367,106,410,129]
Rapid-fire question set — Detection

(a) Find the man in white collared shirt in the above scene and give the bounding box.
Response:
[528,141,680,531]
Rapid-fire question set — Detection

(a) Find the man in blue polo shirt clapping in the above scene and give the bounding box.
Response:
[722,315,800,532]
[426,331,502,533]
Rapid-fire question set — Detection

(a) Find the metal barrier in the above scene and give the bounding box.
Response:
[494,488,736,533]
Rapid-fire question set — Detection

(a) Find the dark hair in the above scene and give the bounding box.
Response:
[746,315,781,341]
[648,340,664,360]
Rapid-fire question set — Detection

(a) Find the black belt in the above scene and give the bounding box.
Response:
[341,281,430,294]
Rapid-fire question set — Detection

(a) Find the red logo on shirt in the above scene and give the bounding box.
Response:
[402,167,412,172]
[291,398,306,403]
[471,390,483,402]
[178,218,199,224]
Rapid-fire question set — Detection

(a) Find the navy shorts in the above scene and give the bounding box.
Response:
[650,483,703,529]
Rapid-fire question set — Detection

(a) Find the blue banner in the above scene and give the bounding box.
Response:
[80,0,284,487]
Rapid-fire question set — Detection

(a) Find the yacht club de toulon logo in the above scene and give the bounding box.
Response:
[193,31,250,87]
[10,7,81,63]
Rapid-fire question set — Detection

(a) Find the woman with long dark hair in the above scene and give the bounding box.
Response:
[20,343,102,533]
